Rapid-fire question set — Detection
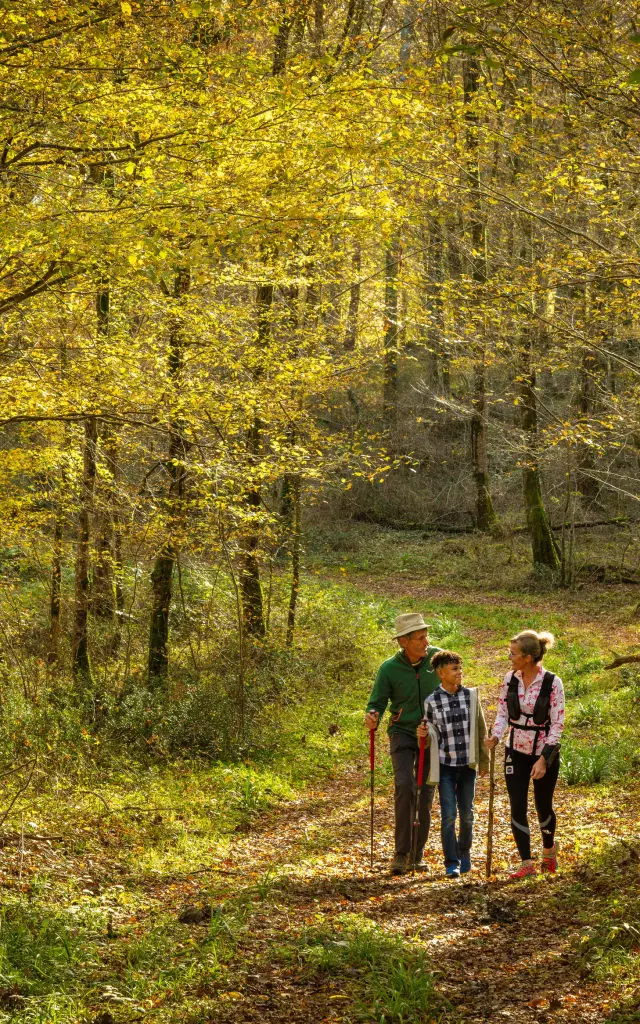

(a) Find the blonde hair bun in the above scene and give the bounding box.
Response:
[537,631,555,653]
[511,629,555,663]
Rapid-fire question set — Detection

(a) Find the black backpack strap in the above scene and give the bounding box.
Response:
[532,671,555,726]
[506,672,521,722]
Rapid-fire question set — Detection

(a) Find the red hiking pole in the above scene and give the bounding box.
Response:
[369,728,375,870]
[411,733,427,873]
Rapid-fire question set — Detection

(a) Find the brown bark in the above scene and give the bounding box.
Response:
[520,330,561,571]
[239,282,272,639]
[147,267,190,685]
[72,415,98,688]
[344,244,361,351]
[285,476,302,647]
[463,57,497,531]
[48,510,63,665]
[383,236,401,429]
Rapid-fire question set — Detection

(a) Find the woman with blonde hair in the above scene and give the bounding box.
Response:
[485,629,565,879]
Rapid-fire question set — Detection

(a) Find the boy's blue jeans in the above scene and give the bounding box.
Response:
[438,764,477,868]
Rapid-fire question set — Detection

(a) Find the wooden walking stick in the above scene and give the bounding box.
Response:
[369,728,375,870]
[486,745,496,878]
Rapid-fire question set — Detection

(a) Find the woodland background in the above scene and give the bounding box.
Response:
[0,3,638,1023]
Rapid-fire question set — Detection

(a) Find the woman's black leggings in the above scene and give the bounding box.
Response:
[504,747,560,861]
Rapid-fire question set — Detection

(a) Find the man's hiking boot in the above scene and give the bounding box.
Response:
[509,860,537,880]
[391,853,410,876]
[412,848,430,873]
[540,844,558,874]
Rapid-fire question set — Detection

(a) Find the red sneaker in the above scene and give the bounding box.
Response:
[541,845,558,873]
[509,861,537,880]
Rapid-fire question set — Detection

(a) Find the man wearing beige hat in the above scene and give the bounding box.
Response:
[365,613,442,875]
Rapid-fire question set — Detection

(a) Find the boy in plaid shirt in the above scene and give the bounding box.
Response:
[418,650,488,878]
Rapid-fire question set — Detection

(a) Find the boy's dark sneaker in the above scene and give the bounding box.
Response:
[445,864,461,879]
[391,853,409,876]
[460,853,471,874]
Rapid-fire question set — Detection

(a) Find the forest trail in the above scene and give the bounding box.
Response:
[193,759,640,1024]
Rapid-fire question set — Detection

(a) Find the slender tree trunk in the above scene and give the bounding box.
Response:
[383,236,401,429]
[344,243,361,351]
[89,163,118,622]
[73,415,98,688]
[279,283,299,524]
[471,360,496,531]
[463,56,497,531]
[574,283,602,501]
[237,13,298,638]
[513,67,559,571]
[423,219,446,389]
[239,282,272,639]
[520,329,561,571]
[285,476,301,647]
[148,267,190,685]
[48,510,63,665]
[93,424,118,622]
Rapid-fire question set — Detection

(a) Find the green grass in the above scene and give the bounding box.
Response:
[281,912,449,1023]
[561,840,640,1010]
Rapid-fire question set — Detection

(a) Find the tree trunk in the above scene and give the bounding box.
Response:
[471,361,496,531]
[344,243,361,351]
[72,415,98,688]
[285,475,302,647]
[148,550,175,684]
[89,162,118,621]
[48,509,63,665]
[239,282,272,639]
[383,236,401,429]
[574,283,603,501]
[523,465,561,570]
[92,424,118,621]
[423,219,447,389]
[520,331,561,571]
[279,283,299,525]
[463,56,497,531]
[236,16,298,639]
[147,267,190,685]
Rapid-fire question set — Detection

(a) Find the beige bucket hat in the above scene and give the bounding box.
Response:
[393,612,431,639]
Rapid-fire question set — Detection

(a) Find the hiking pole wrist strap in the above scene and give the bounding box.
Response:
[541,743,560,766]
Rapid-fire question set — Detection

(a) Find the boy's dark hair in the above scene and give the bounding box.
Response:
[431,650,462,671]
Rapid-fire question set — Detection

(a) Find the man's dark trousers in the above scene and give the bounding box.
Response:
[390,733,435,857]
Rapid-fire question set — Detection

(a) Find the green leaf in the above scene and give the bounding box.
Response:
[630,33,640,43]
[627,68,640,84]
[444,44,482,55]
[441,25,456,42]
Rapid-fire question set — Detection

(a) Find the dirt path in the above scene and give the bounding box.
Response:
[205,762,639,1024]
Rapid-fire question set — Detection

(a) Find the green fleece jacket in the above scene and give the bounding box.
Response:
[366,647,442,738]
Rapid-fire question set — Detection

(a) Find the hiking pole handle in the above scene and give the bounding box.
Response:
[369,727,375,771]
[486,745,496,878]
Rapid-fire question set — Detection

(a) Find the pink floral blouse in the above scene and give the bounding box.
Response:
[491,666,565,756]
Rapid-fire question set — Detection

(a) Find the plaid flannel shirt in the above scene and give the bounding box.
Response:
[424,685,471,766]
